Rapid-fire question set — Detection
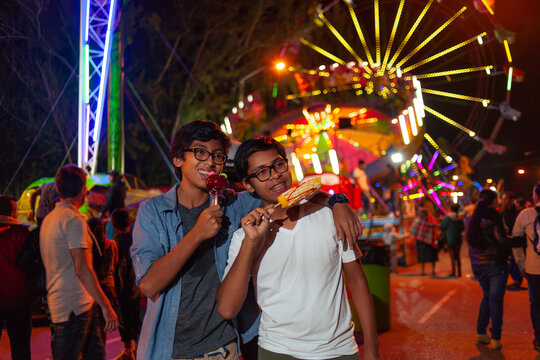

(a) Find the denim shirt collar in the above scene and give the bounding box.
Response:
[157,183,217,214]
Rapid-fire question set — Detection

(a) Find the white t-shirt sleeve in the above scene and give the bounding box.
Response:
[224,227,246,277]
[66,215,92,250]
[339,239,361,263]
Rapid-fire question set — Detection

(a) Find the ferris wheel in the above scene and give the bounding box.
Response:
[276,0,517,170]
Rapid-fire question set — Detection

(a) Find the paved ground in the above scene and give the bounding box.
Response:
[1,245,538,359]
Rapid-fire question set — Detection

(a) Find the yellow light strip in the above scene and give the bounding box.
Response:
[412,66,494,79]
[387,0,434,69]
[300,38,346,66]
[422,88,490,104]
[396,6,467,68]
[317,13,364,64]
[480,0,495,15]
[408,106,418,136]
[423,133,453,163]
[346,1,374,67]
[402,32,485,73]
[503,40,513,63]
[374,0,381,66]
[381,0,404,72]
[424,105,476,137]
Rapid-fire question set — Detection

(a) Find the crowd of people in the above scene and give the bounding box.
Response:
[0,119,539,359]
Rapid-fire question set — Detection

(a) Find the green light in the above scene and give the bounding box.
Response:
[507,67,513,91]
[272,82,278,98]
[433,170,440,176]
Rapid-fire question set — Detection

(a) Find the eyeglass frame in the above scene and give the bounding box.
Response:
[182,148,228,165]
[246,158,289,182]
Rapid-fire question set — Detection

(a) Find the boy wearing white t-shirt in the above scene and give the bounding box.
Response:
[217,137,381,360]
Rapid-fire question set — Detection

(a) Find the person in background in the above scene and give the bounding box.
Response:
[353,160,372,215]
[112,208,141,360]
[40,164,118,359]
[101,170,126,218]
[439,204,465,277]
[512,182,540,352]
[467,189,514,350]
[500,191,523,290]
[87,216,119,346]
[382,223,409,273]
[28,181,59,225]
[0,195,32,360]
[409,209,438,276]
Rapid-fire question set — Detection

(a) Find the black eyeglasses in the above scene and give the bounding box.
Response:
[247,159,289,182]
[183,148,227,165]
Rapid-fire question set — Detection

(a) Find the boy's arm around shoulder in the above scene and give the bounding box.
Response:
[343,258,381,360]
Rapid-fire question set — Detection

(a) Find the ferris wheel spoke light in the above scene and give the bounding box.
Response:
[424,133,453,164]
[424,105,476,137]
[507,66,513,91]
[381,0,405,71]
[387,0,434,69]
[346,1,374,66]
[396,6,467,69]
[291,152,304,182]
[316,12,365,65]
[480,0,495,15]
[412,65,494,79]
[408,106,418,136]
[503,40,513,63]
[374,0,381,65]
[311,153,323,174]
[328,149,340,175]
[398,114,410,145]
[300,38,346,66]
[422,88,490,104]
[402,32,485,73]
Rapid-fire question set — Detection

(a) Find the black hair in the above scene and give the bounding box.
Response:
[534,182,540,199]
[0,195,16,217]
[169,120,231,180]
[234,137,287,180]
[358,160,366,167]
[467,189,504,249]
[55,165,86,199]
[111,208,130,230]
[87,216,106,247]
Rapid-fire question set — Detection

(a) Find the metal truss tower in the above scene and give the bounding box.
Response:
[78,0,118,174]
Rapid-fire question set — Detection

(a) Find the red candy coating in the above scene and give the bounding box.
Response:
[206,174,228,194]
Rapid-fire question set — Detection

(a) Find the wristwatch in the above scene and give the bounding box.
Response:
[328,193,349,208]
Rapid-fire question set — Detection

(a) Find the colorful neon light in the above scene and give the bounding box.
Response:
[316,13,365,66]
[435,180,455,190]
[507,66,513,91]
[374,0,381,66]
[428,151,439,171]
[408,106,418,136]
[328,149,340,175]
[398,114,410,145]
[503,40,512,63]
[424,106,476,136]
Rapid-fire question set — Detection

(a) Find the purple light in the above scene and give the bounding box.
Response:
[428,150,439,171]
[431,189,442,206]
[401,180,417,192]
[435,180,455,190]
[442,164,456,172]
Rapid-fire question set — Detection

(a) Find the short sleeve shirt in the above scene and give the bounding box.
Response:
[40,202,94,323]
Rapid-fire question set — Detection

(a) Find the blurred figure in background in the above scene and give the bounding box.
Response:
[101,170,126,218]
[87,217,119,346]
[439,205,465,277]
[0,195,32,360]
[382,223,409,273]
[111,209,141,360]
[410,209,438,276]
[28,181,59,225]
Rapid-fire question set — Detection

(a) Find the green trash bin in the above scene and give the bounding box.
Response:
[347,241,390,333]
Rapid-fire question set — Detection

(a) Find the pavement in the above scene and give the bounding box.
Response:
[1,245,538,360]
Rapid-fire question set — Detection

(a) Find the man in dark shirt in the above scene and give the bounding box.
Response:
[101,170,126,218]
